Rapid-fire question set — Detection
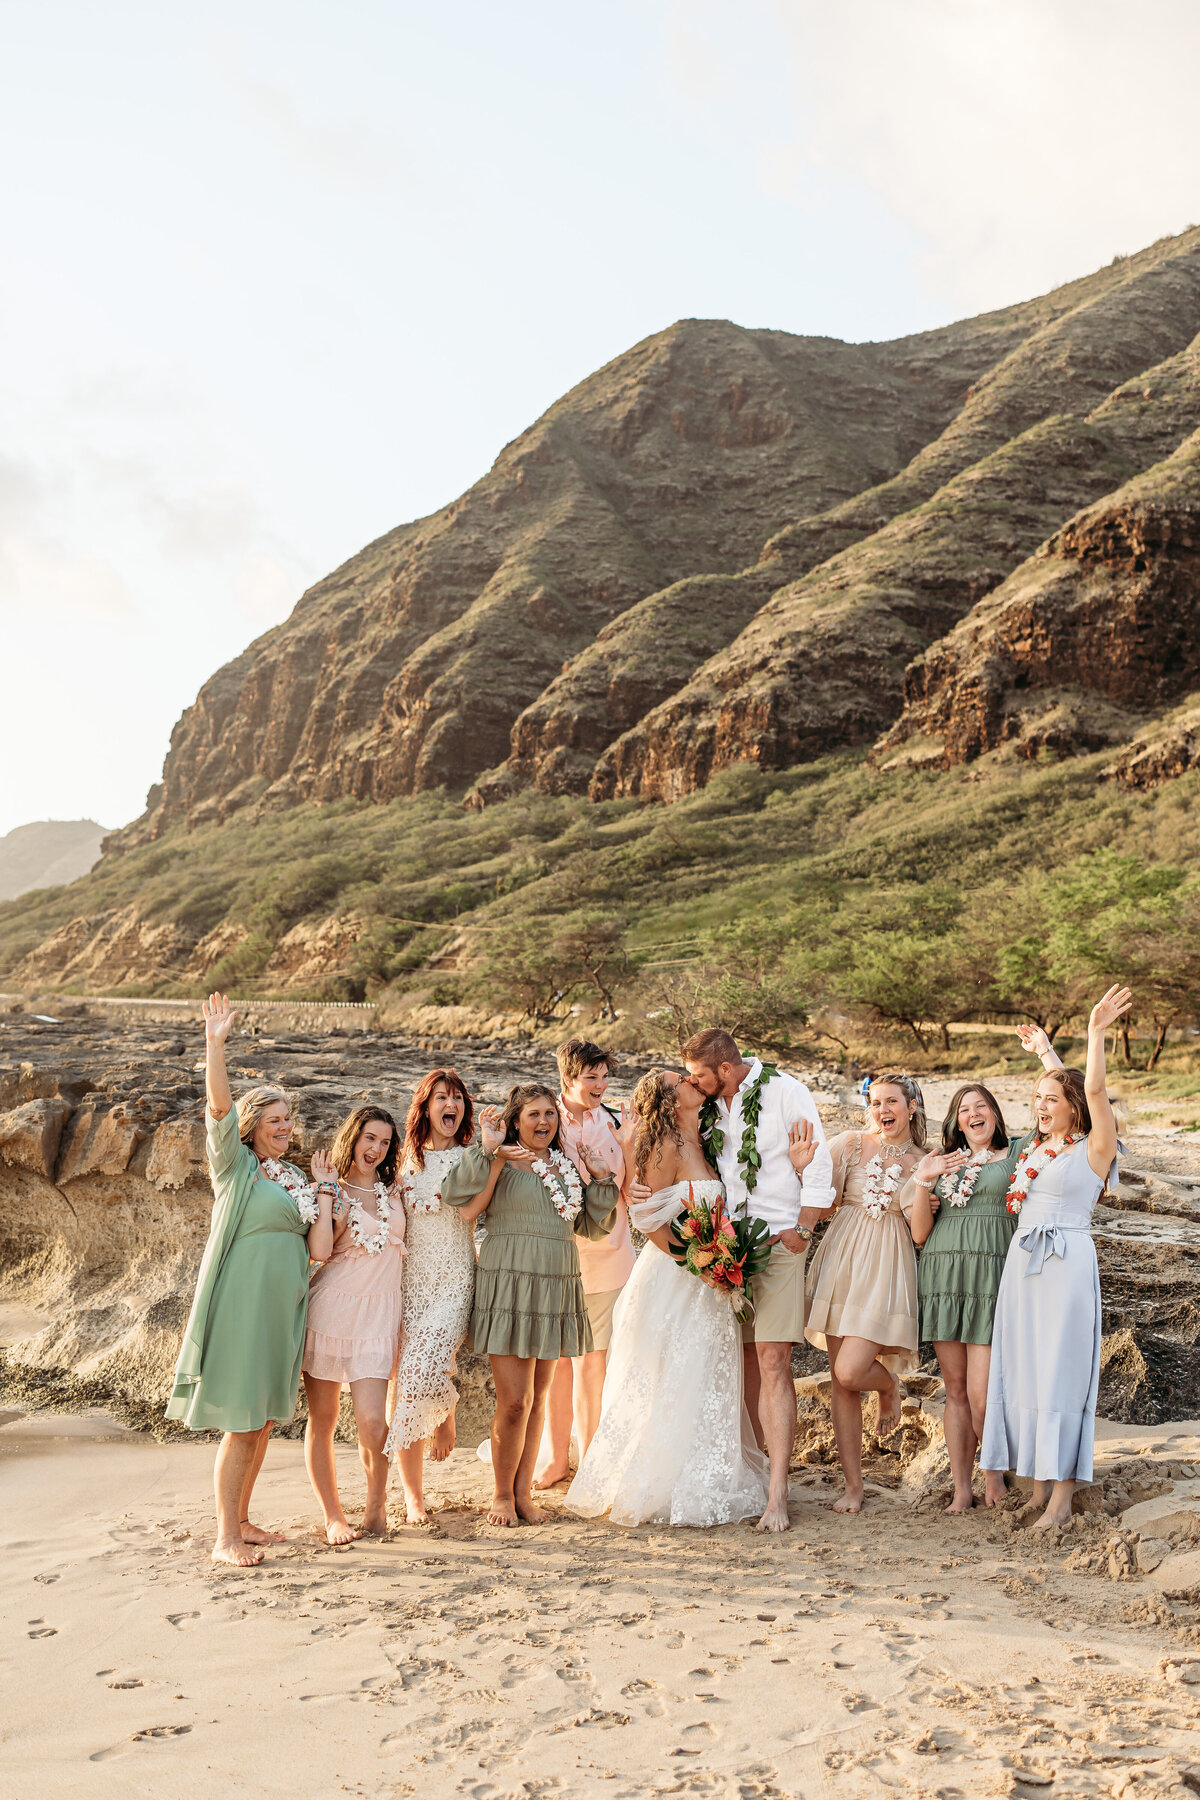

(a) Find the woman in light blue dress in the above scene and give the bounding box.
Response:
[981,984,1130,1529]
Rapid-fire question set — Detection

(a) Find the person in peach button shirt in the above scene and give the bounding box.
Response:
[534,1038,634,1489]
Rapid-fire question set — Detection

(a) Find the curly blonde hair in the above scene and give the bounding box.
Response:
[631,1071,683,1179]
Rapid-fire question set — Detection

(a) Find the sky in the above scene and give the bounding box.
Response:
[1,0,1198,836]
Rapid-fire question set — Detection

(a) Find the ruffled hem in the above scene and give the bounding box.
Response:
[804,1299,917,1377]
[918,1294,1000,1347]
[469,1305,593,1360]
[980,1404,1095,1484]
[302,1327,400,1384]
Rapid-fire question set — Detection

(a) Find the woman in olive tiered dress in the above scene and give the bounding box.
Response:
[907,1031,1062,1513]
[442,1083,617,1528]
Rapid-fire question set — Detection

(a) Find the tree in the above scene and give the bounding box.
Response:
[550,911,628,1021]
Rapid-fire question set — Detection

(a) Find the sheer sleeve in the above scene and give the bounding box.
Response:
[827,1131,858,1208]
[440,1144,494,1205]
[574,1177,618,1240]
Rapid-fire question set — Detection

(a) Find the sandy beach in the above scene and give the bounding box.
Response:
[6,1403,1200,1800]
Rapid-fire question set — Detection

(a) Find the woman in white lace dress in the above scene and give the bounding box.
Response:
[383,1069,477,1524]
[567,1070,769,1528]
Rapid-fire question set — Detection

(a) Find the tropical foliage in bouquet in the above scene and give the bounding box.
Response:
[666,1184,772,1320]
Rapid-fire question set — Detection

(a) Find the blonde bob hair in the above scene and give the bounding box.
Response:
[235,1084,291,1149]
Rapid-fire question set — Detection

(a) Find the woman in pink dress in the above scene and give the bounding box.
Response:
[303,1105,405,1542]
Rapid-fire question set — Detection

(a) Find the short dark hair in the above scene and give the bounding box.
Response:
[503,1083,563,1151]
[556,1037,615,1086]
[681,1028,741,1072]
[942,1084,1008,1153]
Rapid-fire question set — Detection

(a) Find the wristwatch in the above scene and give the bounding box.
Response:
[793,1222,814,1242]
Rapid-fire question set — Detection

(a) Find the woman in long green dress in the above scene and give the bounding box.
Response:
[442,1083,617,1528]
[907,1031,1062,1514]
[166,992,339,1568]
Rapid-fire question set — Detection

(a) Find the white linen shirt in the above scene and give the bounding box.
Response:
[714,1060,836,1233]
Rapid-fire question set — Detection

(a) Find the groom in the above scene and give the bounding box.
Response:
[683,1029,834,1533]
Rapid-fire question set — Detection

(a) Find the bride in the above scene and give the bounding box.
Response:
[566,1070,768,1528]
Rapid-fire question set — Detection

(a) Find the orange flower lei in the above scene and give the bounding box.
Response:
[1006,1135,1077,1215]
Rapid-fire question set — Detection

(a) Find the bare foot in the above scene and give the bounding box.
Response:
[1014,1499,1044,1526]
[1033,1503,1072,1531]
[833,1488,864,1514]
[1030,1481,1052,1508]
[240,1520,286,1545]
[360,1506,389,1536]
[213,1537,263,1567]
[515,1496,547,1525]
[430,1413,456,1462]
[875,1376,902,1438]
[532,1462,571,1491]
[404,1495,431,1525]
[487,1499,518,1526]
[984,1472,1008,1507]
[944,1489,975,1515]
[755,1496,792,1533]
[324,1518,358,1546]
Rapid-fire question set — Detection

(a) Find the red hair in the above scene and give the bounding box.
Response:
[404,1067,474,1170]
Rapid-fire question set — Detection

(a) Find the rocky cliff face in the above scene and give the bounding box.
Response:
[875,426,1200,771]
[107,226,1200,842]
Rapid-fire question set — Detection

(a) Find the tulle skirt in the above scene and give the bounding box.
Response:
[566,1243,768,1528]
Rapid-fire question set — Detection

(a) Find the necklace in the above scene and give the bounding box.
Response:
[529,1148,584,1222]
[699,1062,778,1195]
[402,1146,460,1215]
[1006,1135,1076,1214]
[342,1179,392,1255]
[936,1144,995,1208]
[261,1158,319,1224]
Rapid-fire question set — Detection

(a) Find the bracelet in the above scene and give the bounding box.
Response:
[915,1178,935,1191]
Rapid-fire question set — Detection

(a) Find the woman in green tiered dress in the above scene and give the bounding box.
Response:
[166,992,339,1568]
[907,1031,1062,1514]
[442,1083,617,1529]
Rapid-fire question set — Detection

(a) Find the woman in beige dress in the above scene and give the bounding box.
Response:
[804,1074,927,1514]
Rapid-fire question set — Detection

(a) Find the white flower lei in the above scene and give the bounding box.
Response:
[935,1144,994,1208]
[343,1181,393,1256]
[261,1157,319,1224]
[860,1152,906,1221]
[530,1148,584,1222]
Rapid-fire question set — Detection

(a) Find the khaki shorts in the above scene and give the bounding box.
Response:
[741,1240,808,1345]
[584,1287,623,1354]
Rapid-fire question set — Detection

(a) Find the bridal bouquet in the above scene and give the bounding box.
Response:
[667,1185,772,1322]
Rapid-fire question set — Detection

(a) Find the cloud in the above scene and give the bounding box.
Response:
[219,55,396,190]
[0,453,134,622]
[702,0,1200,312]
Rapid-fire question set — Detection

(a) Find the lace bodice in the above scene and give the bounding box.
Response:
[401,1147,463,1214]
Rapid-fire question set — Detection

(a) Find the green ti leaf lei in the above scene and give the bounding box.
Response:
[698,1062,778,1195]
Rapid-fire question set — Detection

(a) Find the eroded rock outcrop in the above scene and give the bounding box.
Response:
[875,426,1200,770]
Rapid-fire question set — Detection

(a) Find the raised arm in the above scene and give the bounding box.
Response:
[305,1148,341,1264]
[786,1082,836,1226]
[203,991,236,1121]
[1085,985,1131,1178]
[441,1107,507,1225]
[1015,1023,1065,1071]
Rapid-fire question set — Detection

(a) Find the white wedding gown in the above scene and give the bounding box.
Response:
[566,1179,769,1527]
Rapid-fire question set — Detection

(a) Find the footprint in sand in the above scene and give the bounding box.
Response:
[130,1725,192,1741]
[165,1612,200,1629]
[27,1622,58,1638]
[620,1678,658,1698]
[681,1721,720,1740]
[106,1678,144,1690]
[33,1572,60,1585]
